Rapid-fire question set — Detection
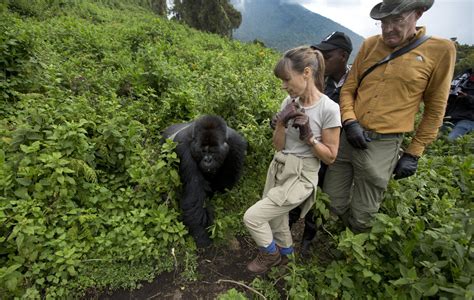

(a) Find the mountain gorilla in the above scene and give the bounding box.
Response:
[162,115,247,247]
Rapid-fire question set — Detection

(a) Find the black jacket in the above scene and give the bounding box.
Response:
[445,81,474,122]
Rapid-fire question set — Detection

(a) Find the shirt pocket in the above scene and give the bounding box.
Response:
[390,54,430,91]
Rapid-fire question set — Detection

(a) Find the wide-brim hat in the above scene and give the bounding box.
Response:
[370,0,434,20]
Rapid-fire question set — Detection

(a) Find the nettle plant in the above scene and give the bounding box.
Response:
[2,1,472,298]
[282,136,473,299]
[0,93,188,297]
[1,0,282,297]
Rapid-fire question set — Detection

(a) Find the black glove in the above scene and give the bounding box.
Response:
[292,110,313,143]
[343,120,371,149]
[393,153,419,180]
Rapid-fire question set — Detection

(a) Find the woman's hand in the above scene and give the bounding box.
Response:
[276,100,301,128]
[292,110,313,143]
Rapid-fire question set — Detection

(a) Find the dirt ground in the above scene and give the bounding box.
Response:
[93,219,333,300]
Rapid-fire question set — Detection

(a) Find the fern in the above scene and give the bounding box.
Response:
[70,159,97,183]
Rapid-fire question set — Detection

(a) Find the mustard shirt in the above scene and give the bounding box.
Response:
[340,27,456,156]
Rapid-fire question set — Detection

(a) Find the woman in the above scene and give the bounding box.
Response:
[244,46,341,274]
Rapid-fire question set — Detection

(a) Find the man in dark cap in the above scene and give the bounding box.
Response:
[312,31,353,104]
[323,0,456,233]
[287,31,353,256]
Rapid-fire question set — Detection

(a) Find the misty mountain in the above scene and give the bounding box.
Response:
[231,0,364,61]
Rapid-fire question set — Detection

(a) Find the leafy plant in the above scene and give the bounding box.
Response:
[1,0,472,298]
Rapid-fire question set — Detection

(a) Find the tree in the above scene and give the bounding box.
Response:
[454,43,474,75]
[172,0,241,37]
[150,0,167,16]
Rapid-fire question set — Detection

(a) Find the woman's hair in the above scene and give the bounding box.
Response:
[273,46,325,92]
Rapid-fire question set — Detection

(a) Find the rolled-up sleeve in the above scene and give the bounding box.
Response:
[407,41,456,156]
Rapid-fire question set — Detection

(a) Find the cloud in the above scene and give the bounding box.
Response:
[231,0,246,11]
[283,0,362,6]
[234,0,473,44]
[299,0,473,44]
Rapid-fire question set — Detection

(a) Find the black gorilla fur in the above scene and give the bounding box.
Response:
[162,115,247,247]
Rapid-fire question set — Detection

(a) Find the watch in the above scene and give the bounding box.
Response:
[310,137,320,146]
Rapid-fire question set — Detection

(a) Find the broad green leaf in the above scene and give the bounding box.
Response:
[20,141,41,153]
[14,187,30,199]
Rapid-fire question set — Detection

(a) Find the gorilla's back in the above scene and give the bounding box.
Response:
[162,122,192,141]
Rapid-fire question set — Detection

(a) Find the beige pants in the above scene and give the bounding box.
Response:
[244,197,308,248]
[244,152,319,248]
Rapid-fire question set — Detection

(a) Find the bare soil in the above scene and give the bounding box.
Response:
[92,219,334,300]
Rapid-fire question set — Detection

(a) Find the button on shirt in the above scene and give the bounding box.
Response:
[340,27,456,156]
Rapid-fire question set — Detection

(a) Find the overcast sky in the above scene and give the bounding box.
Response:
[286,0,473,45]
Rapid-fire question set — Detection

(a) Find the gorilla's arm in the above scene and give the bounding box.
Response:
[211,128,248,192]
[174,132,213,247]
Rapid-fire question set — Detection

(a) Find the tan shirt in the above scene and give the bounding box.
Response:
[340,27,456,156]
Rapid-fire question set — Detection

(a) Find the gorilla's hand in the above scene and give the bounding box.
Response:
[277,100,301,128]
[292,110,313,143]
[190,227,212,248]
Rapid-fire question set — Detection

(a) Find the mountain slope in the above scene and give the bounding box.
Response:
[231,0,364,60]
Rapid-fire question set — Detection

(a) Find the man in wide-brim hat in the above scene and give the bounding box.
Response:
[323,0,456,233]
[370,0,435,48]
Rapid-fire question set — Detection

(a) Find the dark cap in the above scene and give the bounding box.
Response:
[312,31,353,54]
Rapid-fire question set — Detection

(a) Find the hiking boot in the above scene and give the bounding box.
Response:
[279,254,289,266]
[276,245,293,266]
[247,250,281,274]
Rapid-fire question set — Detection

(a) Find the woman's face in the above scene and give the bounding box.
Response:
[280,68,308,98]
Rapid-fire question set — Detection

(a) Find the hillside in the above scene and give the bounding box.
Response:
[0,1,283,297]
[1,1,472,299]
[231,0,364,61]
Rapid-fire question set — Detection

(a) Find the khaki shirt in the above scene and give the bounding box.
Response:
[340,27,456,156]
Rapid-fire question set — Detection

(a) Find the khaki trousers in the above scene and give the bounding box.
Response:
[244,152,319,248]
[323,131,403,231]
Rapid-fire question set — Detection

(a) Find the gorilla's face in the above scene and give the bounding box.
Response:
[191,118,230,175]
[195,142,229,175]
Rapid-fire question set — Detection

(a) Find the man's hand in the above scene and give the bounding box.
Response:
[292,110,313,143]
[343,120,371,149]
[393,153,419,180]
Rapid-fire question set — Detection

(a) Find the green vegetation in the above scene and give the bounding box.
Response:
[1,0,473,299]
[0,0,281,297]
[279,136,473,299]
[454,43,474,75]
